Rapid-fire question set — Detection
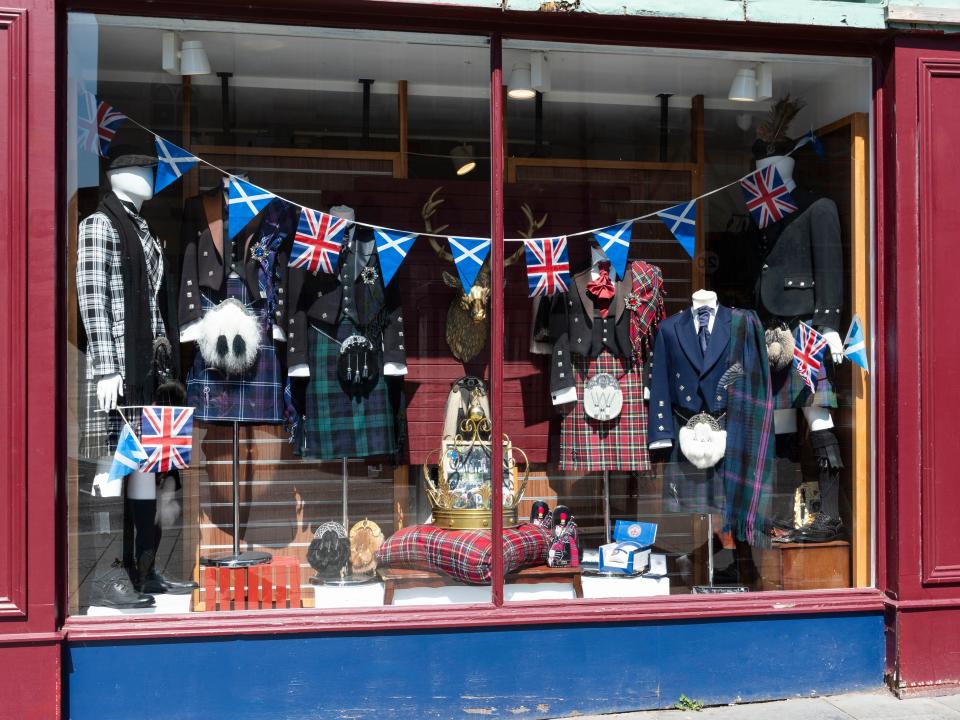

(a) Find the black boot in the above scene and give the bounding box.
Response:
[134,498,198,595]
[90,559,155,609]
[802,429,845,542]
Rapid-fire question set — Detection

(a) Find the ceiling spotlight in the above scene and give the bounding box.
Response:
[508,63,535,100]
[728,63,772,102]
[162,31,211,76]
[451,144,476,176]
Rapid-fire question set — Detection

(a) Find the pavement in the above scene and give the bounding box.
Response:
[572,690,960,720]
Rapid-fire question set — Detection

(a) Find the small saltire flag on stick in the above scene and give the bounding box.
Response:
[524,236,570,298]
[227,177,275,240]
[592,221,633,280]
[375,228,418,287]
[140,406,194,474]
[740,165,798,229]
[107,424,148,481]
[794,130,825,159]
[793,321,829,392]
[656,200,697,258]
[290,207,349,275]
[843,314,869,371]
[154,135,198,193]
[448,236,492,292]
[77,91,126,157]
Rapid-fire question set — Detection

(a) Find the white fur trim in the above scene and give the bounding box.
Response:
[196,298,261,375]
[155,475,181,528]
[678,424,727,469]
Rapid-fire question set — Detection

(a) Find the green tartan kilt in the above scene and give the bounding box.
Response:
[298,323,398,461]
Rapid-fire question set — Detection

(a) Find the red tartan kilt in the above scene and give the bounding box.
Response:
[559,351,650,472]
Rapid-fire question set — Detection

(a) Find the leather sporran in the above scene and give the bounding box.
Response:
[583,373,623,421]
[337,333,380,394]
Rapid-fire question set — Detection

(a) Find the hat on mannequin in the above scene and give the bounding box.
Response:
[751,95,805,160]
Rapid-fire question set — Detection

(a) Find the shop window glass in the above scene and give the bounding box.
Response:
[65,14,493,615]
[501,41,874,600]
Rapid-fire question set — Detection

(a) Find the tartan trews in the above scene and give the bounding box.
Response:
[298,323,399,461]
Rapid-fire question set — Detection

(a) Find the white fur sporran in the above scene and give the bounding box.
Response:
[197,298,261,375]
[583,373,623,421]
[678,412,727,469]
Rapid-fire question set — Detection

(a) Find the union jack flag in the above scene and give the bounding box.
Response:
[793,322,829,392]
[290,207,349,275]
[77,91,126,157]
[739,165,798,229]
[524,236,570,298]
[140,406,194,473]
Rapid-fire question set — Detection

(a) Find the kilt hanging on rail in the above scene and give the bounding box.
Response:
[559,351,650,472]
[186,275,285,423]
[297,322,400,461]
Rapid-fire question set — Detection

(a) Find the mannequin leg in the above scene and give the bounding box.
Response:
[773,408,798,435]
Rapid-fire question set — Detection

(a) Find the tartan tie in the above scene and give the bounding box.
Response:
[696,305,713,355]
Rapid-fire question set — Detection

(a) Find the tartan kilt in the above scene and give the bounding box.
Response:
[186,275,284,423]
[771,362,837,410]
[559,351,650,472]
[77,354,124,460]
[663,413,726,515]
[298,322,398,460]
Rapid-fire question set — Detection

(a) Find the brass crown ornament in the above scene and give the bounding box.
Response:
[423,389,528,530]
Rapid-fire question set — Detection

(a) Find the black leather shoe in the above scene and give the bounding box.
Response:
[139,570,198,595]
[790,514,844,543]
[91,562,155,609]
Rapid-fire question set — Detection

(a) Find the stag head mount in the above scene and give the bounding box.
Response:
[421,187,544,363]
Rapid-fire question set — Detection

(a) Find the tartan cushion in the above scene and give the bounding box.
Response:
[376,523,550,585]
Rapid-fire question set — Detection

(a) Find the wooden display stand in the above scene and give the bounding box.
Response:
[378,565,584,605]
[755,540,851,592]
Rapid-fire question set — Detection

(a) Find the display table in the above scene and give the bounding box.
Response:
[85,592,192,616]
[581,574,670,599]
[312,581,386,609]
[378,565,584,605]
[755,539,851,591]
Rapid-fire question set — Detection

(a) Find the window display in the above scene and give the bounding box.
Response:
[66,15,873,617]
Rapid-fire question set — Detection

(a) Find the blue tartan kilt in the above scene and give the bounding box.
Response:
[186,275,284,423]
[297,323,398,461]
[770,362,837,410]
[663,413,727,515]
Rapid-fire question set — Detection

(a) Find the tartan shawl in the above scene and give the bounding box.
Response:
[629,260,665,362]
[722,309,775,546]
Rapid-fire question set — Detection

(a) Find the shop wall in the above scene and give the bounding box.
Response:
[0,0,62,718]
[66,612,883,720]
[882,35,960,694]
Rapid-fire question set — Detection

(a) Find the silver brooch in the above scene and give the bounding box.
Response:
[625,292,642,312]
[361,267,379,285]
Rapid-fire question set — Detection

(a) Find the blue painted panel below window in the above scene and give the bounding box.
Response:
[66,613,884,720]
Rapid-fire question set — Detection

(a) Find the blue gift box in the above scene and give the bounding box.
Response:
[613,520,657,546]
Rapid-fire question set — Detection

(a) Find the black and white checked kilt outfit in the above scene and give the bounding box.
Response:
[76,203,166,459]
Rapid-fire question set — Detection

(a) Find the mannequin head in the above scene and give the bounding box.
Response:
[107,165,154,210]
[329,204,356,222]
[755,154,797,193]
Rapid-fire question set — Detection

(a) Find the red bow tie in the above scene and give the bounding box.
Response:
[587,263,616,301]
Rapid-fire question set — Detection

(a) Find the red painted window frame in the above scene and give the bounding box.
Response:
[58,0,892,641]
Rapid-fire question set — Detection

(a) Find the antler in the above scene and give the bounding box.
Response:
[505,203,547,267]
[422,186,453,262]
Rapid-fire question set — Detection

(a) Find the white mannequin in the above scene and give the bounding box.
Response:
[289,204,407,378]
[91,165,157,500]
[756,156,841,434]
[648,290,719,450]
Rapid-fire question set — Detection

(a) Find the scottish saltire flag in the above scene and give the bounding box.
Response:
[592,222,633,280]
[375,228,418,286]
[140,406,194,473]
[844,313,869,371]
[794,130,826,159]
[656,200,697,258]
[107,425,148,481]
[740,166,798,229]
[448,236,492,292]
[524,236,570,298]
[227,178,275,240]
[77,91,126,156]
[290,207,349,275]
[794,321,829,392]
[154,135,198,193]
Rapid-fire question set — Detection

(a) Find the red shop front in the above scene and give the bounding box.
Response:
[1,2,960,718]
